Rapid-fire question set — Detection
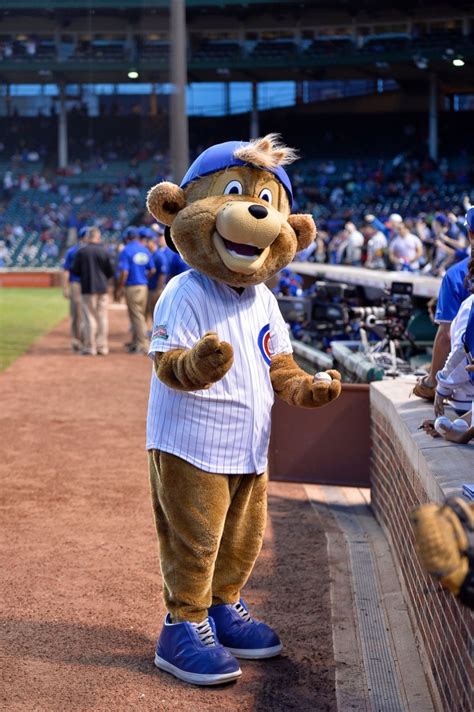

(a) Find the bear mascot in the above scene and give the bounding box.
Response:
[145,134,342,686]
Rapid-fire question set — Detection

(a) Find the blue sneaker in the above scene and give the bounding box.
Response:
[209,599,283,659]
[154,615,241,686]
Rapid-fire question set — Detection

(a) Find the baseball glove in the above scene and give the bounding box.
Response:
[411,497,474,608]
[410,498,474,608]
[411,375,436,401]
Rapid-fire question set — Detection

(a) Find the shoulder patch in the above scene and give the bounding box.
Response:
[153,324,169,340]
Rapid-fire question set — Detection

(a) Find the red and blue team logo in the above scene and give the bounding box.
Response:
[257,323,272,366]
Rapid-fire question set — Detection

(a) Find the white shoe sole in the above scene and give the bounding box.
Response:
[226,643,283,659]
[154,654,242,686]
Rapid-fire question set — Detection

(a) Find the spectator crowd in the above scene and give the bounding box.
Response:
[1,147,472,276]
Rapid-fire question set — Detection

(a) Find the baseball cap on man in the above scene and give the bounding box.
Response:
[123,226,139,241]
[434,213,449,226]
[179,140,294,206]
[78,226,89,239]
[465,207,474,231]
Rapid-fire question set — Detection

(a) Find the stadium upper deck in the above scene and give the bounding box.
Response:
[1,1,473,83]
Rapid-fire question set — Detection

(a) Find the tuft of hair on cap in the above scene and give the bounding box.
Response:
[233,133,298,171]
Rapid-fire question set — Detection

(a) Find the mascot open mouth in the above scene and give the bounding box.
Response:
[213,232,270,275]
[222,238,263,259]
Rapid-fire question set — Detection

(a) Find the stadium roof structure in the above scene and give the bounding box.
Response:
[1,1,474,86]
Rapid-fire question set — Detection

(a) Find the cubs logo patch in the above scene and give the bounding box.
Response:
[153,324,169,340]
[257,323,272,366]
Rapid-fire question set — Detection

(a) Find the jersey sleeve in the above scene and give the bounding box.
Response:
[117,249,130,273]
[63,248,73,271]
[436,298,472,395]
[149,280,201,356]
[435,268,465,323]
[268,291,293,356]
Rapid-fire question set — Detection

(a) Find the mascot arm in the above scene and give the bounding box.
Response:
[270,353,341,407]
[154,331,234,391]
[411,498,474,607]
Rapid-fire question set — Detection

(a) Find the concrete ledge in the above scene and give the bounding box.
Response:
[289,262,441,298]
[371,378,473,502]
[370,378,474,712]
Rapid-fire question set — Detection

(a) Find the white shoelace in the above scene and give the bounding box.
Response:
[233,601,252,622]
[192,618,216,646]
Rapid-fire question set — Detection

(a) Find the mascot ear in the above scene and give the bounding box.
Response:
[287,214,316,252]
[147,181,186,226]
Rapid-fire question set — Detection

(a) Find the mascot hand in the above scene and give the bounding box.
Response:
[190,332,234,386]
[310,369,342,406]
[410,498,474,606]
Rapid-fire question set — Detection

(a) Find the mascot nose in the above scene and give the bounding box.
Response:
[248,204,268,220]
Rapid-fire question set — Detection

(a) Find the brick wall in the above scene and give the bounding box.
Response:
[371,409,473,712]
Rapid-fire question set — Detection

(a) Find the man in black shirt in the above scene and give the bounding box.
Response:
[71,228,114,355]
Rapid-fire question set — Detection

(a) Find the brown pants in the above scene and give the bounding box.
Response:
[69,281,83,349]
[125,285,148,351]
[148,450,268,623]
[81,293,108,355]
[146,288,160,327]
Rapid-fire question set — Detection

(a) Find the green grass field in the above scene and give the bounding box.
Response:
[0,288,68,371]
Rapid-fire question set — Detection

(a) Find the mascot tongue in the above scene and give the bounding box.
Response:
[222,238,260,256]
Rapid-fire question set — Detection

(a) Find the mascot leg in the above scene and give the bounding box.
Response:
[211,470,268,605]
[148,449,242,685]
[210,471,283,659]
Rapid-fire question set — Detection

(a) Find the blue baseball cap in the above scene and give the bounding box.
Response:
[465,207,474,231]
[123,226,139,241]
[138,226,155,239]
[180,140,294,206]
[78,226,89,239]
[434,213,449,226]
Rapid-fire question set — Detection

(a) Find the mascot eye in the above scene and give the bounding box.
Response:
[259,188,273,204]
[223,180,243,195]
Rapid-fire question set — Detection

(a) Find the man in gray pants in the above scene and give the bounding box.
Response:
[71,228,114,355]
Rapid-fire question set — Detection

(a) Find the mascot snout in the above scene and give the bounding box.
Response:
[214,200,283,275]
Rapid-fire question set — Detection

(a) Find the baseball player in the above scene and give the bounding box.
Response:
[62,226,89,351]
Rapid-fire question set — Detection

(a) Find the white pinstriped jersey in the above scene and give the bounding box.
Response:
[146,269,292,474]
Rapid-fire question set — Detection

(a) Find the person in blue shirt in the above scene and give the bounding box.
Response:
[146,230,168,329]
[62,226,89,351]
[163,244,189,281]
[117,226,155,354]
[413,208,474,401]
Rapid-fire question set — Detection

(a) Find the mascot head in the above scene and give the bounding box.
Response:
[146,133,315,288]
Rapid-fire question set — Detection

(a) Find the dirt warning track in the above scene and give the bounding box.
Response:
[0,307,336,712]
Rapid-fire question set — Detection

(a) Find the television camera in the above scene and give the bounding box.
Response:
[276,278,421,377]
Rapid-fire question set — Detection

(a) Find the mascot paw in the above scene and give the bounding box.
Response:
[192,332,234,383]
[310,372,341,406]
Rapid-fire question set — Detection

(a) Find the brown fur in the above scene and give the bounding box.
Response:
[270,354,341,407]
[147,171,315,289]
[149,449,268,623]
[154,332,234,391]
[233,133,298,170]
